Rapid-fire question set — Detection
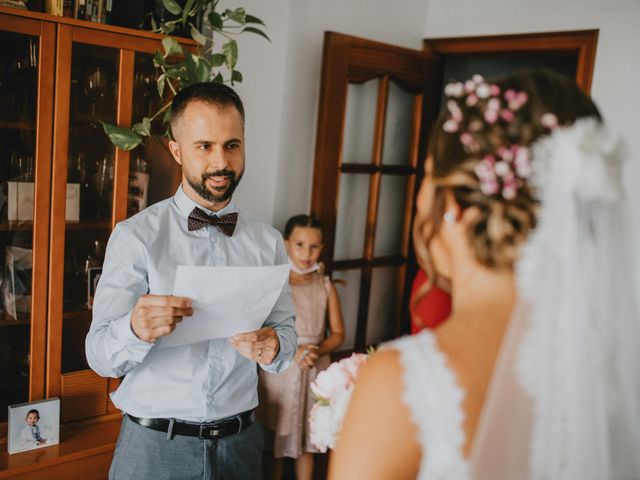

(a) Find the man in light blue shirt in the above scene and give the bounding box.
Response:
[86,82,297,480]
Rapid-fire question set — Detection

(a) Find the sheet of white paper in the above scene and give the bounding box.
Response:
[157,264,289,348]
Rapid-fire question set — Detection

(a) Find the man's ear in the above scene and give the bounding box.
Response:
[168,139,182,165]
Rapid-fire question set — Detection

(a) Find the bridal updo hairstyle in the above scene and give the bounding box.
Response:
[415,70,601,282]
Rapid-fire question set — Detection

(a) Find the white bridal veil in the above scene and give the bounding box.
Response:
[470,119,640,479]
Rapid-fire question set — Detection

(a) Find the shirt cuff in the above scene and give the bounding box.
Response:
[112,312,154,348]
[259,330,293,373]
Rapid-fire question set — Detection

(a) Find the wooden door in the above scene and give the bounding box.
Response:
[311,32,439,352]
[0,11,55,424]
[48,24,185,422]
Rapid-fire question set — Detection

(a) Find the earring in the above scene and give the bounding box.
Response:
[443,212,456,224]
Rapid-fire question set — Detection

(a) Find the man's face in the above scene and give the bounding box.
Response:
[26,412,38,426]
[168,101,245,211]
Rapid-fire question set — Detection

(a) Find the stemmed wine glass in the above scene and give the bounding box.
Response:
[82,65,109,127]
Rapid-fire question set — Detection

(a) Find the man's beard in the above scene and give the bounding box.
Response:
[187,168,243,204]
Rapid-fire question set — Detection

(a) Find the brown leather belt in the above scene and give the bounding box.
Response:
[126,409,256,439]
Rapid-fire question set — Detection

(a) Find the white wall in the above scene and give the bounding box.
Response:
[220,0,292,223]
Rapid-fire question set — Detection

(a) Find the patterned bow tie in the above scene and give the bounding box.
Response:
[187,207,238,236]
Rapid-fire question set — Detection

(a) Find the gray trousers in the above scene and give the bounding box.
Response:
[109,414,264,480]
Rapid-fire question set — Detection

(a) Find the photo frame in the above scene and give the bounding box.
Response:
[7,398,60,454]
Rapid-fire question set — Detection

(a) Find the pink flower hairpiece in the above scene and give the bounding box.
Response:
[442,75,529,136]
[474,144,531,200]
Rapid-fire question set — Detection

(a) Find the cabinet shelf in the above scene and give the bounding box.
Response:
[0,120,35,130]
[0,312,30,327]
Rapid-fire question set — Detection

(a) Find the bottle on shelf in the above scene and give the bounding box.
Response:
[128,153,150,216]
[84,239,103,308]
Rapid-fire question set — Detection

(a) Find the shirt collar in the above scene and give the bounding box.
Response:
[173,185,238,217]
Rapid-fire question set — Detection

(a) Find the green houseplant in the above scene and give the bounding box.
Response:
[102,0,269,150]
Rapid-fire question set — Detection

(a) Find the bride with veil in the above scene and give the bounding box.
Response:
[328,70,640,479]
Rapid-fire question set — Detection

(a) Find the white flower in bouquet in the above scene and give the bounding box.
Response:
[309,352,370,452]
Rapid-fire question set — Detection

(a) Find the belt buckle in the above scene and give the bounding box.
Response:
[199,424,222,439]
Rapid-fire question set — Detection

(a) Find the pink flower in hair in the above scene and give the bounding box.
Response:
[502,183,517,200]
[447,100,463,121]
[541,112,558,129]
[465,79,476,93]
[472,74,485,84]
[466,94,479,107]
[514,146,532,177]
[444,82,464,98]
[485,110,498,124]
[489,84,501,96]
[443,119,459,133]
[475,83,491,99]
[500,109,515,122]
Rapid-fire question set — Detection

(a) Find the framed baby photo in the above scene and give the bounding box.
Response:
[7,398,60,454]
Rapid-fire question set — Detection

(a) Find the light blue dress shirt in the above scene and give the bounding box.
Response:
[85,186,297,422]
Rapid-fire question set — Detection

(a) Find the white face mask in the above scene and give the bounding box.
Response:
[288,258,320,275]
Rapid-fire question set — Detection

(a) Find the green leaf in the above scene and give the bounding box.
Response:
[242,26,270,42]
[210,53,226,67]
[162,37,183,57]
[153,50,165,68]
[157,73,166,97]
[190,24,207,45]
[162,0,182,15]
[208,11,223,30]
[212,72,223,83]
[197,59,210,82]
[132,117,152,137]
[182,0,195,23]
[245,14,265,26]
[222,39,238,69]
[225,7,246,24]
[101,122,143,151]
[183,53,200,83]
[231,70,242,83]
[162,104,173,124]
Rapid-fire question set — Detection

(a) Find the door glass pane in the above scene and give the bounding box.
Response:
[334,174,369,261]
[127,53,181,219]
[0,31,39,421]
[332,269,361,351]
[366,265,400,345]
[374,175,409,257]
[342,79,377,164]
[382,82,414,166]
[63,44,119,373]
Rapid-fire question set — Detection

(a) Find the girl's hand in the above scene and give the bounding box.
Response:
[295,344,319,370]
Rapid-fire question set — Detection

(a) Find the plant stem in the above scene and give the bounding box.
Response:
[150,101,172,122]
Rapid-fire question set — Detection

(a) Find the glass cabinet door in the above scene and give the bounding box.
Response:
[0,16,54,423]
[62,43,119,375]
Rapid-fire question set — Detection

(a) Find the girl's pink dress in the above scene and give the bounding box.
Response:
[258,272,331,458]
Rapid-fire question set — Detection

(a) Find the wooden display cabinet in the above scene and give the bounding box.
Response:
[0,6,186,477]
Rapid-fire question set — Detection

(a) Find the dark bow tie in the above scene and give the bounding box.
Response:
[187,207,238,236]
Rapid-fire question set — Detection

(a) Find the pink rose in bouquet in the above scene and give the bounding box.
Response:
[309,352,370,452]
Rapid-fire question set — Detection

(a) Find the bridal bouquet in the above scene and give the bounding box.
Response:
[308,352,370,452]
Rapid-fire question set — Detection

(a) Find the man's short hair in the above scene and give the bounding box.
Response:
[170,82,245,137]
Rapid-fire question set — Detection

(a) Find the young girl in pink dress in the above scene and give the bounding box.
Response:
[259,214,344,480]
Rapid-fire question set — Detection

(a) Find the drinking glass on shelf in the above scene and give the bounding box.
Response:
[93,154,113,219]
[134,68,156,118]
[82,65,109,126]
[9,151,34,182]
